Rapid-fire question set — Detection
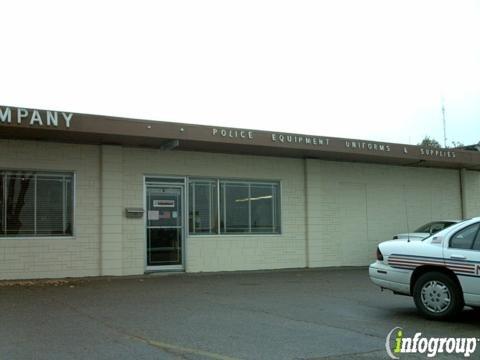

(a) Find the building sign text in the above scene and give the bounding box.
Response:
[345,140,391,152]
[420,148,456,158]
[0,107,73,128]
[212,128,254,139]
[272,133,330,146]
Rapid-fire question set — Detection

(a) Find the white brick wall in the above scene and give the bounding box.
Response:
[306,159,463,267]
[463,170,480,218]
[121,148,307,274]
[100,145,124,276]
[0,139,478,280]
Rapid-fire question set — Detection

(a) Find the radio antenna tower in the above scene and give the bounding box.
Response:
[442,98,447,148]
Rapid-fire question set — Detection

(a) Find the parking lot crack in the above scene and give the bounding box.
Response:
[25,288,240,360]
[206,300,384,340]
[300,348,386,359]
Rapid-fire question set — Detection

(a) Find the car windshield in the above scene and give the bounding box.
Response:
[414,221,456,234]
[414,223,433,233]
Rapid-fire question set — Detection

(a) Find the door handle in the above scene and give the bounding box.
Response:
[450,255,467,260]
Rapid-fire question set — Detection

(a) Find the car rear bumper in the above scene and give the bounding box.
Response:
[369,262,411,295]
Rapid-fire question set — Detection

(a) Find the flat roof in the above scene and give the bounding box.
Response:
[1,105,479,170]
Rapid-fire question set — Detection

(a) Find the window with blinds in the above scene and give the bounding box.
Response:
[0,171,74,237]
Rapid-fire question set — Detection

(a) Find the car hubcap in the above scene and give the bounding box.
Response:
[421,280,451,313]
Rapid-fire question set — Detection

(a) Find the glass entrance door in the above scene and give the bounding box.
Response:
[146,185,184,269]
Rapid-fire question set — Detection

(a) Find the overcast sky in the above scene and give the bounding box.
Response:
[1,0,479,146]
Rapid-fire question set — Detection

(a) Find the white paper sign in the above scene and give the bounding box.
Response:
[153,199,175,208]
[148,210,160,221]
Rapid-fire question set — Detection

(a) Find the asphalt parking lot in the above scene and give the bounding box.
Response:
[1,268,479,360]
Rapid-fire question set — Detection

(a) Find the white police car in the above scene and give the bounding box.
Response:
[370,217,480,320]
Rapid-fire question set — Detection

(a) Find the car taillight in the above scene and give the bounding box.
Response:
[376,247,384,261]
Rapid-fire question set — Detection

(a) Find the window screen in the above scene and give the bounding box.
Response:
[0,171,74,237]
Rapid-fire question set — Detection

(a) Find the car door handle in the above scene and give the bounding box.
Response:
[450,255,467,260]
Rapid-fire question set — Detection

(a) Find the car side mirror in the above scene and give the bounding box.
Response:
[431,235,444,244]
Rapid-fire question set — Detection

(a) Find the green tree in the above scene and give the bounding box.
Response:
[418,136,441,148]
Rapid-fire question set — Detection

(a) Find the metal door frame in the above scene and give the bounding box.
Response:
[144,177,186,272]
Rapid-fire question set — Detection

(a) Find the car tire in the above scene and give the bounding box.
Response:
[413,272,464,320]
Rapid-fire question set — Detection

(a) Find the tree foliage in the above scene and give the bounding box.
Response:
[418,136,441,148]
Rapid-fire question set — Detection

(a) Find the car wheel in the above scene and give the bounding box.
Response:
[413,272,464,320]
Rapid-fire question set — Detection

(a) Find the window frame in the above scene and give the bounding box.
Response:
[473,232,480,251]
[188,178,218,235]
[0,169,76,240]
[188,177,282,237]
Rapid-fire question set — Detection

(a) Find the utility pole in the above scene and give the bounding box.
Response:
[442,98,447,148]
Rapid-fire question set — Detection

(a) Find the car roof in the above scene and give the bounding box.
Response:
[434,220,462,223]
[436,218,480,235]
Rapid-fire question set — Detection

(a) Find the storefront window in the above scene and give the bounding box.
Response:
[189,178,281,235]
[220,181,280,234]
[221,182,250,233]
[250,184,280,233]
[189,180,218,234]
[0,171,74,237]
[0,174,4,235]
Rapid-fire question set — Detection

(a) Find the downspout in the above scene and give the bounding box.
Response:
[304,158,310,268]
[459,168,467,219]
[99,145,104,275]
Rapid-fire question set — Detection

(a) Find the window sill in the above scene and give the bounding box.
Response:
[188,233,282,238]
[0,236,76,240]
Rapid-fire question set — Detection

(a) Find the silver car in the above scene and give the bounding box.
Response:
[393,220,461,240]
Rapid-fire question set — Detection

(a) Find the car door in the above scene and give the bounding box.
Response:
[443,222,480,297]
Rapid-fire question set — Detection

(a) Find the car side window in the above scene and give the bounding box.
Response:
[450,224,480,250]
[472,227,480,251]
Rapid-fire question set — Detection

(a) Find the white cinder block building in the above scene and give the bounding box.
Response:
[0,105,479,280]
